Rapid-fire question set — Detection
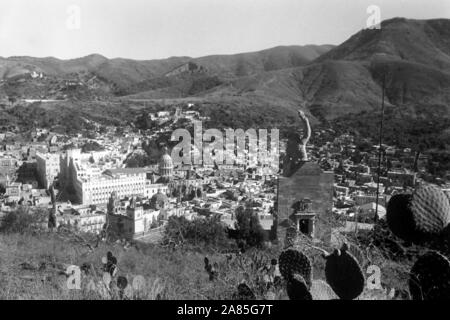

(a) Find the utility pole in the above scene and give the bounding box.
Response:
[375,74,386,222]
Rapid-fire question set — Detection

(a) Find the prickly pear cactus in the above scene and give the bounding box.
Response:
[286,274,312,300]
[386,193,417,242]
[324,244,365,300]
[279,249,312,288]
[410,185,450,234]
[409,251,450,300]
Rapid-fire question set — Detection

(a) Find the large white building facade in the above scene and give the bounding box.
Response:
[74,168,147,205]
[59,149,172,205]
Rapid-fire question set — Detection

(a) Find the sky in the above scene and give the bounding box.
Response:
[0,0,449,60]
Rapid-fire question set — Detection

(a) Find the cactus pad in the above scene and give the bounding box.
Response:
[386,193,417,242]
[286,274,312,300]
[410,185,450,234]
[325,244,365,300]
[409,251,450,300]
[279,249,312,287]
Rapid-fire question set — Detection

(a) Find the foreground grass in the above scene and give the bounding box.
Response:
[0,230,413,300]
[0,232,244,299]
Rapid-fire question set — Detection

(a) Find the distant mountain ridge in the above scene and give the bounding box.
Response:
[0,45,333,92]
[1,18,450,123]
[214,18,450,120]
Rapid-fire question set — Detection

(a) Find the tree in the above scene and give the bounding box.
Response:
[234,206,266,249]
[0,207,47,234]
[163,215,229,248]
[135,113,155,130]
[81,141,104,153]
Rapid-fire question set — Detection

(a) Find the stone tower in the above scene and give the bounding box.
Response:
[277,108,334,243]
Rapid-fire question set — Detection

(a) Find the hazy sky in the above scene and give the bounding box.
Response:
[0,0,449,60]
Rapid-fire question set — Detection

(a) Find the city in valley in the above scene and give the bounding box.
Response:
[0,0,449,301]
[2,101,445,244]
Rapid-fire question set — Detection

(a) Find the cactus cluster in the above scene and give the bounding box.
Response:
[89,251,165,300]
[228,187,450,301]
[385,184,450,300]
[277,244,365,300]
[409,251,450,300]
[387,184,450,244]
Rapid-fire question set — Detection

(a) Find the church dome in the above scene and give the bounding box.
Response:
[159,153,173,169]
[159,147,173,177]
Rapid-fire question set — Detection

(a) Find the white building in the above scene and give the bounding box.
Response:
[74,168,147,205]
[61,149,173,206]
[57,205,106,234]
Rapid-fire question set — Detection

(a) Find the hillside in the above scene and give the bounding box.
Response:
[1,18,449,150]
[307,18,450,118]
[316,18,450,70]
[124,18,450,123]
[0,45,333,99]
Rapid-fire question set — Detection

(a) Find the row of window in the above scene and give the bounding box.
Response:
[86,183,145,191]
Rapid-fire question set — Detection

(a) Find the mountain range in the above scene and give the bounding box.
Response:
[1,17,450,123]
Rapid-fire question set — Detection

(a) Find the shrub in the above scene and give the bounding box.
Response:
[0,207,48,234]
[163,215,230,248]
[234,206,267,249]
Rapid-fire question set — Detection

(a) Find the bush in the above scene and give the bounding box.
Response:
[234,206,267,249]
[163,215,230,248]
[81,141,104,153]
[0,207,48,234]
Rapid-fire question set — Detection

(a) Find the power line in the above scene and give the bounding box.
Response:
[375,73,386,222]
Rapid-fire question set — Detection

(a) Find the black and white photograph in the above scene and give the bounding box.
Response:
[0,0,449,306]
